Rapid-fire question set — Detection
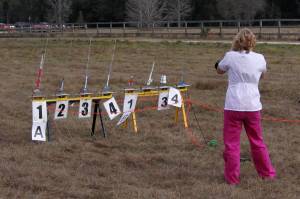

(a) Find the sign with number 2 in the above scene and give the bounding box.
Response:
[54,100,69,120]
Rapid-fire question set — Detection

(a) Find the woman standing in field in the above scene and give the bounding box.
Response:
[215,28,276,185]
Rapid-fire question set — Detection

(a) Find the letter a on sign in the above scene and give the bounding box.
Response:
[103,97,121,120]
[167,87,182,107]
[32,122,47,141]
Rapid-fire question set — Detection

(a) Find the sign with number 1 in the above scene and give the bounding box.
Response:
[32,101,47,122]
[32,100,47,142]
[123,94,138,113]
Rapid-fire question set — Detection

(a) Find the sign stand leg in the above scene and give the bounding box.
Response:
[132,112,138,133]
[46,110,50,141]
[91,100,107,138]
[181,97,189,128]
[175,108,179,124]
[98,104,107,138]
[91,101,98,137]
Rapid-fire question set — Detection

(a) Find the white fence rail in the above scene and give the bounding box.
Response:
[1,19,299,40]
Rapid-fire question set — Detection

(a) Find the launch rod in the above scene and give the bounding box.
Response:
[105,39,117,89]
[34,38,49,91]
[146,61,155,86]
[83,38,92,91]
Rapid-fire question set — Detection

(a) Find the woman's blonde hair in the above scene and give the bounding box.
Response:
[231,28,256,52]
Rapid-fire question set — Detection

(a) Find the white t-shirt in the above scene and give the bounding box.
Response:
[218,50,267,111]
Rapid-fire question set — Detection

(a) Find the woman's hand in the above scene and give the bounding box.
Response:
[215,60,220,70]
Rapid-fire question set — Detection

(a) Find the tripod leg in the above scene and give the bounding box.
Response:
[98,104,107,138]
[46,109,50,141]
[91,101,99,137]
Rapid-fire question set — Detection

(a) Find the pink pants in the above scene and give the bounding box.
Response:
[223,110,276,184]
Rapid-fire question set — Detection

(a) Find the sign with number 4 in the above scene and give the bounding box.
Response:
[103,97,121,120]
[167,87,182,107]
[79,99,92,118]
[54,101,69,120]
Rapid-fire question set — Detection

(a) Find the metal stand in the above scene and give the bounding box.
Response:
[46,110,50,141]
[91,100,107,138]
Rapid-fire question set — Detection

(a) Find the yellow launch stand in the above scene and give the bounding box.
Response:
[175,85,190,128]
[123,88,139,133]
[32,92,113,138]
[123,85,190,133]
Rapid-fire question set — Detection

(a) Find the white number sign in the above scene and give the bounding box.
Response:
[79,99,92,118]
[32,101,47,122]
[54,100,69,120]
[117,112,132,126]
[123,94,138,113]
[157,91,170,110]
[32,122,47,141]
[103,97,121,120]
[167,87,182,107]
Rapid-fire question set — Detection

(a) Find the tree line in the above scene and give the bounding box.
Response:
[0,0,299,24]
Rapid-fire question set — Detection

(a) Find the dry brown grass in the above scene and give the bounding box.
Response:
[0,38,299,198]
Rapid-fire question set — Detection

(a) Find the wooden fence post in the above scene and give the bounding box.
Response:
[123,22,126,35]
[110,22,112,36]
[259,20,262,39]
[219,21,223,38]
[152,22,154,36]
[278,20,281,39]
[201,22,204,36]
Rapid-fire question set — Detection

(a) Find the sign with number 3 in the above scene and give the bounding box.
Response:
[79,99,92,118]
[157,91,170,110]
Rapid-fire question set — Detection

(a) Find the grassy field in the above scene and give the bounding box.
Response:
[0,38,299,198]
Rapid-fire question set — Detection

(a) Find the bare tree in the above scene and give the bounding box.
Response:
[167,0,192,27]
[126,0,167,27]
[217,0,266,20]
[48,0,71,24]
